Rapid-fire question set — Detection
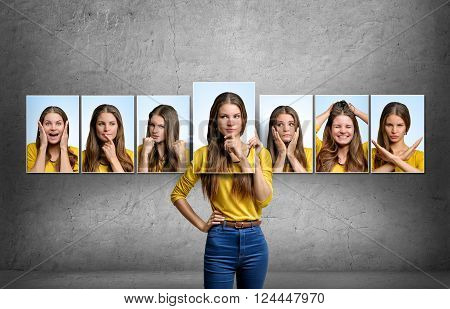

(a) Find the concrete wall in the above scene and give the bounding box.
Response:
[0,0,449,272]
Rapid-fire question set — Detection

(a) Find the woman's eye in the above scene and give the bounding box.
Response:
[159,125,165,129]
[289,123,294,127]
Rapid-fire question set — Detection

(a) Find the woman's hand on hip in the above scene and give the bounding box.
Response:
[201,210,225,233]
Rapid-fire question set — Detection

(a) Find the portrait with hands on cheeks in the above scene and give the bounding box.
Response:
[26,95,79,173]
[259,95,314,173]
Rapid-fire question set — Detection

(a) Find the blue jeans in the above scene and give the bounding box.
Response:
[204,223,269,289]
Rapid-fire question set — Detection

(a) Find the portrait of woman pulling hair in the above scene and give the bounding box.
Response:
[267,106,313,172]
[27,106,78,173]
[372,102,424,173]
[138,105,187,172]
[82,104,134,173]
[315,100,368,173]
[171,92,273,289]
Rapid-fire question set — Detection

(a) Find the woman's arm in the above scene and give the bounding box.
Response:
[30,122,47,172]
[372,163,395,173]
[315,104,333,132]
[349,103,369,124]
[251,152,272,203]
[372,140,422,173]
[59,122,73,172]
[173,199,224,232]
[271,127,287,172]
[138,138,155,172]
[102,135,125,172]
[286,128,307,173]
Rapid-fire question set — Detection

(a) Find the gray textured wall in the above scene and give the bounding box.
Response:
[0,0,449,272]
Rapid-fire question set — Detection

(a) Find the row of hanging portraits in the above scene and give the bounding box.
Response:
[26,82,425,174]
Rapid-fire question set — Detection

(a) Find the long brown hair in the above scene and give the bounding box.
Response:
[316,101,367,172]
[36,106,78,170]
[374,102,411,169]
[145,105,180,172]
[83,104,133,172]
[200,92,254,202]
[267,106,307,171]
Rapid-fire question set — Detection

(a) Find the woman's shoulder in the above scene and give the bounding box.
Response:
[193,145,208,157]
[126,148,134,157]
[27,142,37,152]
[68,146,79,154]
[304,147,313,155]
[412,149,424,159]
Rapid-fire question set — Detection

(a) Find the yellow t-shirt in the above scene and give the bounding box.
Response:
[316,134,368,173]
[137,144,190,172]
[371,149,424,172]
[281,147,313,173]
[81,149,134,172]
[27,143,79,173]
[170,146,273,221]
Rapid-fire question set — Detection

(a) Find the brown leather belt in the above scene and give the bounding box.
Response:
[224,220,261,229]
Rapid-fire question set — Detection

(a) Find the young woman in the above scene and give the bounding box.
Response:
[267,105,313,172]
[315,100,368,172]
[82,104,134,173]
[27,106,78,173]
[138,105,187,172]
[372,102,424,173]
[170,92,273,289]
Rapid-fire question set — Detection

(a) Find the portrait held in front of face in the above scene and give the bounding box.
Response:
[192,82,259,174]
[260,95,313,173]
[81,96,134,173]
[371,95,424,173]
[26,96,80,173]
[315,95,369,173]
[137,96,190,173]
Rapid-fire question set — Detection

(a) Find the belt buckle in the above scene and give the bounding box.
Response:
[234,221,244,229]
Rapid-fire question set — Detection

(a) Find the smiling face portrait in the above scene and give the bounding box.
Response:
[331,114,355,146]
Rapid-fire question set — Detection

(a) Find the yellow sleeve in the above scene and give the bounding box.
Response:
[315,133,322,154]
[362,142,369,161]
[305,148,313,173]
[415,150,425,172]
[170,158,200,203]
[26,143,37,171]
[170,147,203,203]
[69,146,79,173]
[126,149,135,166]
[254,148,273,208]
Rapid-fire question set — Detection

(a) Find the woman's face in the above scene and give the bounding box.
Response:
[331,115,354,146]
[275,113,296,143]
[384,114,406,143]
[149,114,166,143]
[95,112,118,143]
[42,112,65,145]
[217,103,243,138]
